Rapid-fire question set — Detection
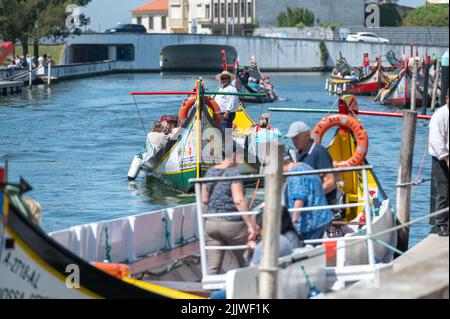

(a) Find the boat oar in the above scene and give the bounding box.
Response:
[268,107,432,120]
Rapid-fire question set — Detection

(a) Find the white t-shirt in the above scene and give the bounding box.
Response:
[429,105,449,161]
[214,84,239,113]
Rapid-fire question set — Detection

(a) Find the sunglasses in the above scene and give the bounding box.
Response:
[221,77,230,80]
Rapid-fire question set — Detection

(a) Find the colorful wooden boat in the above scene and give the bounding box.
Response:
[0,169,205,299]
[221,50,278,103]
[326,57,393,96]
[127,80,258,192]
[375,60,430,108]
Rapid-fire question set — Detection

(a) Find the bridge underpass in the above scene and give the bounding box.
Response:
[160,44,237,71]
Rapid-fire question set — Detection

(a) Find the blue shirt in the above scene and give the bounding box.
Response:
[285,163,334,236]
[297,142,337,203]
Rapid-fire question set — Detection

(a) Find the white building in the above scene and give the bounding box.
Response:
[131,0,256,35]
[131,0,170,33]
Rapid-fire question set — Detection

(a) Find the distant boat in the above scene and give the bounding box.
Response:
[375,60,431,108]
[221,50,278,103]
[326,54,395,96]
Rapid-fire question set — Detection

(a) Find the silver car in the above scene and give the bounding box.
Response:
[346,32,390,43]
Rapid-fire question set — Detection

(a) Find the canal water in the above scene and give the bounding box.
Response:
[0,72,433,247]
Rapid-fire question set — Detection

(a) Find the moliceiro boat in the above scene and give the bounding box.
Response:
[221,50,278,103]
[127,80,258,192]
[375,59,431,108]
[326,56,393,96]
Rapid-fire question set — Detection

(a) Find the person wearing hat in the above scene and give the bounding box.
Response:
[286,121,337,204]
[429,89,449,237]
[214,70,239,132]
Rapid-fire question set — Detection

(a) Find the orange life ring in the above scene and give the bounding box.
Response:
[179,96,222,126]
[311,114,368,167]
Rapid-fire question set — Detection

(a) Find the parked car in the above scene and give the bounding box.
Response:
[105,24,147,34]
[346,32,390,43]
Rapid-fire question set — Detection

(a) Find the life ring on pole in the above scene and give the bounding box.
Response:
[311,114,368,167]
[179,96,222,126]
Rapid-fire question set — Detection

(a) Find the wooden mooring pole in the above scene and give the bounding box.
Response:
[28,61,32,89]
[259,142,284,299]
[396,110,417,252]
[410,60,418,111]
[421,56,431,115]
[47,61,52,87]
[431,60,441,113]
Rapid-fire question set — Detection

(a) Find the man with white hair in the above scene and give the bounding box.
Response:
[286,121,337,204]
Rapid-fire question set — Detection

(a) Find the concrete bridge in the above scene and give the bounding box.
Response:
[63,33,448,72]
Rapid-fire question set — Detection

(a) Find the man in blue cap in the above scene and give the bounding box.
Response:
[286,121,337,204]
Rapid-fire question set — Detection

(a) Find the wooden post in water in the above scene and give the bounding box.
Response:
[28,61,32,89]
[410,59,417,111]
[396,110,417,252]
[421,56,431,115]
[47,61,52,87]
[431,60,441,113]
[259,142,284,299]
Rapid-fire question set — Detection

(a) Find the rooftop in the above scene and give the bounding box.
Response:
[131,0,168,13]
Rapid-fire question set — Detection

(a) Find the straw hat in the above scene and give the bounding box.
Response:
[215,70,236,81]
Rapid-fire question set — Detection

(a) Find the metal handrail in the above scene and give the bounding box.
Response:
[5,64,45,81]
[193,165,377,288]
[203,211,260,218]
[189,165,373,184]
[288,202,364,213]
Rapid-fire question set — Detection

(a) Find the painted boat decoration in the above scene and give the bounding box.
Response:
[221,50,278,103]
[375,60,431,108]
[127,80,259,192]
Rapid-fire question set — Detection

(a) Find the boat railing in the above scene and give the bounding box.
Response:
[190,165,376,289]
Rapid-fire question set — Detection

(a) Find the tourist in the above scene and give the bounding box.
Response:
[145,121,168,157]
[7,60,18,70]
[15,55,21,68]
[214,70,239,132]
[247,207,303,267]
[283,158,334,240]
[286,121,337,204]
[247,113,282,159]
[363,52,370,76]
[202,143,257,274]
[429,89,449,237]
[240,67,250,86]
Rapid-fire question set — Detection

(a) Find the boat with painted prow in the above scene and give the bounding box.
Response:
[127,80,259,192]
[326,54,394,96]
[375,59,432,108]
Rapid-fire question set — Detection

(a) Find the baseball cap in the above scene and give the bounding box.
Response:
[285,121,310,138]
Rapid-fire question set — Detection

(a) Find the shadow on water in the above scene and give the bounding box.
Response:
[128,175,195,206]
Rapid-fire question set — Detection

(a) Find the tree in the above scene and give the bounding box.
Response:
[276,7,315,28]
[0,0,91,56]
[403,4,449,27]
